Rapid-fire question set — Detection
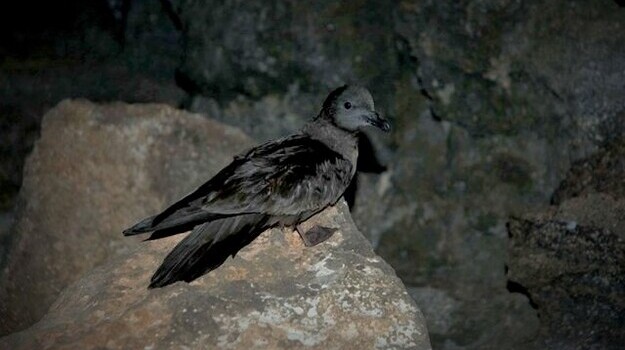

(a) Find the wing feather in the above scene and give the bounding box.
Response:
[126,134,353,234]
[200,135,353,216]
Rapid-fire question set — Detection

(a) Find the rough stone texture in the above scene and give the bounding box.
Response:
[0,0,184,211]
[347,2,625,348]
[188,89,314,143]
[396,0,625,142]
[552,136,625,204]
[3,1,625,349]
[173,1,625,348]
[173,0,401,167]
[171,0,400,101]
[0,201,431,350]
[507,218,625,350]
[507,138,625,350]
[0,100,254,336]
[353,105,546,349]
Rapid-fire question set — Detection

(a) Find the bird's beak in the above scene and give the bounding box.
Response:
[366,111,391,132]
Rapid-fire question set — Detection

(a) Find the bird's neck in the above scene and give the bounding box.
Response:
[303,116,359,167]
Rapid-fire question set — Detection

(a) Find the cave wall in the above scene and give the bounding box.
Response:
[2,1,625,348]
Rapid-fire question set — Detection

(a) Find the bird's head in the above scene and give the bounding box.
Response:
[320,85,391,133]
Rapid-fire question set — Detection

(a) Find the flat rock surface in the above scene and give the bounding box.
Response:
[0,201,431,350]
[0,100,254,335]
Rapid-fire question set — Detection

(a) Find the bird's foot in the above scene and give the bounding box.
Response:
[296,225,338,247]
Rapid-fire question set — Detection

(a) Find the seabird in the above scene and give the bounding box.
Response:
[123,85,390,288]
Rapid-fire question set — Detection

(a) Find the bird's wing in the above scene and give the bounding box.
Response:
[200,134,354,216]
[125,134,353,235]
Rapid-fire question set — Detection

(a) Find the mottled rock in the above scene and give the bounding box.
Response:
[3,1,625,349]
[0,100,254,335]
[396,0,625,143]
[0,201,431,350]
[347,1,625,348]
[354,104,545,349]
[507,218,625,350]
[188,89,313,142]
[0,0,184,211]
[507,139,625,349]
[552,136,625,204]
[172,0,400,102]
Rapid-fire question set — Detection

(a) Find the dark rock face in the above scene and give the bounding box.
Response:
[396,1,625,140]
[0,201,431,350]
[552,137,625,204]
[87,1,625,348]
[507,138,625,350]
[0,0,185,211]
[0,100,254,336]
[355,2,625,348]
[508,219,624,350]
[171,0,400,100]
[3,0,625,349]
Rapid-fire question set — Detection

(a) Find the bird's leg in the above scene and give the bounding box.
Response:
[296,224,338,247]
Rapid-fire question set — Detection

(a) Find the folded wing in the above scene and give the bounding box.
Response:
[123,135,353,236]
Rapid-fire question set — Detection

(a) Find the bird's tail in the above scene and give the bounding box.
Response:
[122,211,219,237]
[148,213,271,288]
[122,215,158,235]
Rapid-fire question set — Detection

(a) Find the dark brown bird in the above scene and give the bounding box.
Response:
[123,85,390,288]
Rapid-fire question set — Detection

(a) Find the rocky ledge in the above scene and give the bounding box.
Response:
[1,200,430,350]
[0,100,430,349]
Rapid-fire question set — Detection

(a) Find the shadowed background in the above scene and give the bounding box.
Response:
[1,1,624,349]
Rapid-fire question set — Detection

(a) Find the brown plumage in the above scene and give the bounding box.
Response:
[123,85,390,288]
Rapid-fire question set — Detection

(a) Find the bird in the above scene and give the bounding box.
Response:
[123,85,390,288]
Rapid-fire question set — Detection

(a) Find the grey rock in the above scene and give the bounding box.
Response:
[507,138,625,349]
[347,1,625,348]
[0,201,431,350]
[396,0,625,145]
[407,287,459,335]
[171,0,400,102]
[552,136,625,204]
[354,107,546,349]
[507,218,625,350]
[0,0,184,211]
[0,100,254,335]
[188,88,314,142]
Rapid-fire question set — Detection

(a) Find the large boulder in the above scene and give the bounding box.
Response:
[0,201,431,350]
[507,139,625,349]
[0,100,254,335]
[0,0,184,213]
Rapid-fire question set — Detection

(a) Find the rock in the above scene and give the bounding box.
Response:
[347,1,625,348]
[0,200,431,350]
[0,100,254,335]
[507,139,625,349]
[354,104,546,349]
[187,90,313,142]
[0,0,184,211]
[3,1,625,349]
[171,0,400,102]
[507,218,625,350]
[552,137,625,204]
[396,0,625,142]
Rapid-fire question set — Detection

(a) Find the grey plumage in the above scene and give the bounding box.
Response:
[123,85,390,288]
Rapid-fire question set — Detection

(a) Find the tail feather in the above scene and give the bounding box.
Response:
[123,215,157,236]
[123,211,223,237]
[148,213,270,288]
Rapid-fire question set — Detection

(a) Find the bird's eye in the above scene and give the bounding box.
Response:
[344,102,352,109]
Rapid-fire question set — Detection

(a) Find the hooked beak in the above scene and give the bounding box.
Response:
[367,111,391,132]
